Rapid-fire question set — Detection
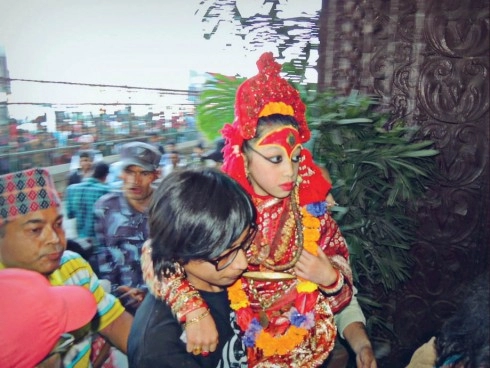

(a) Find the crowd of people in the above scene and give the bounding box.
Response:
[0,116,196,176]
[0,52,487,368]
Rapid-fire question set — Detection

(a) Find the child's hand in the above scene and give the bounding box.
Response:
[294,246,337,286]
[184,307,219,356]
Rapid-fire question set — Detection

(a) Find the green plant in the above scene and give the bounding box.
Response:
[306,90,438,292]
[196,74,244,141]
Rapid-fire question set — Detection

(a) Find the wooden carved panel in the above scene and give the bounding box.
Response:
[318,0,489,366]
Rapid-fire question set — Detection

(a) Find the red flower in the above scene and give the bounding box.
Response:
[294,291,319,314]
[268,315,291,336]
[236,307,255,331]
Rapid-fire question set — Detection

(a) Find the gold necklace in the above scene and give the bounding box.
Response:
[249,187,304,271]
[247,278,293,310]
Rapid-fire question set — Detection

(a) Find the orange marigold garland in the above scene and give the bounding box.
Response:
[296,206,321,293]
[227,201,327,357]
[255,325,308,357]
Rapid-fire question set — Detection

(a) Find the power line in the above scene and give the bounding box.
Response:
[0,77,200,96]
[0,102,197,107]
[0,102,153,106]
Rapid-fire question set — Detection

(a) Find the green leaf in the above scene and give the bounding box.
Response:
[337,118,374,124]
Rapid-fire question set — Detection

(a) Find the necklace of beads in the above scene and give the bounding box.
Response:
[249,186,304,271]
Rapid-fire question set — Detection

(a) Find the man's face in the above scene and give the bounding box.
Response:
[0,207,66,275]
[170,153,180,166]
[79,157,93,172]
[120,165,159,202]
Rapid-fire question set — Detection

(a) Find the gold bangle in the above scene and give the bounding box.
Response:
[184,309,210,328]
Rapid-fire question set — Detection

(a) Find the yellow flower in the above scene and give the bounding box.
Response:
[231,298,250,310]
[228,279,250,310]
[304,228,320,242]
[302,216,320,228]
[304,240,318,255]
[296,206,321,293]
[297,280,318,293]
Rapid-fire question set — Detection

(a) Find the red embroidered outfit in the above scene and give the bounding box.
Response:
[233,192,352,366]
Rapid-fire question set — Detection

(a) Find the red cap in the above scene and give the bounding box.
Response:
[0,268,97,367]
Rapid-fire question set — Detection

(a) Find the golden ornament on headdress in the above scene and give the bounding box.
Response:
[259,101,294,118]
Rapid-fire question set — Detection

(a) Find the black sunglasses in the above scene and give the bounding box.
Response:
[207,224,257,271]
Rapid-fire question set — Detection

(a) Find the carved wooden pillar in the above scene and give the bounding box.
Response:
[318,0,489,365]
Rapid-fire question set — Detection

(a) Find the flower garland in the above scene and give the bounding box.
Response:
[227,202,326,357]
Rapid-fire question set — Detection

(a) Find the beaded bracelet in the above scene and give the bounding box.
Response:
[184,309,210,328]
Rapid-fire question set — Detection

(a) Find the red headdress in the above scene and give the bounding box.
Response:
[221,52,330,205]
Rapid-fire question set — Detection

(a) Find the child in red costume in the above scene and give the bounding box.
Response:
[142,52,353,367]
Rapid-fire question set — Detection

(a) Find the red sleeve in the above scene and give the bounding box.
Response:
[318,212,353,313]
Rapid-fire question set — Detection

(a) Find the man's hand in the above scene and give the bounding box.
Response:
[343,322,377,368]
[115,285,146,313]
[356,345,377,368]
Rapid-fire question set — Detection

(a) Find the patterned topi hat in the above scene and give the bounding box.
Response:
[0,168,61,226]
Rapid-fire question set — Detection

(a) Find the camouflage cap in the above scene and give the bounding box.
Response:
[120,142,162,171]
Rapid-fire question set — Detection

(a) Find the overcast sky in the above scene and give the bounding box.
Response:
[0,0,320,121]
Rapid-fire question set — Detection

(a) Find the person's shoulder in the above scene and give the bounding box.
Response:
[67,170,82,183]
[95,191,121,206]
[86,179,111,191]
[60,250,90,268]
[66,180,85,191]
[129,295,179,366]
[135,293,169,318]
[132,295,176,334]
[53,251,94,285]
[67,169,80,178]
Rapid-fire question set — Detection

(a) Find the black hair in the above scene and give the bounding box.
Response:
[93,161,109,179]
[148,168,256,278]
[435,272,489,368]
[242,114,300,155]
[79,151,92,159]
[201,139,226,163]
